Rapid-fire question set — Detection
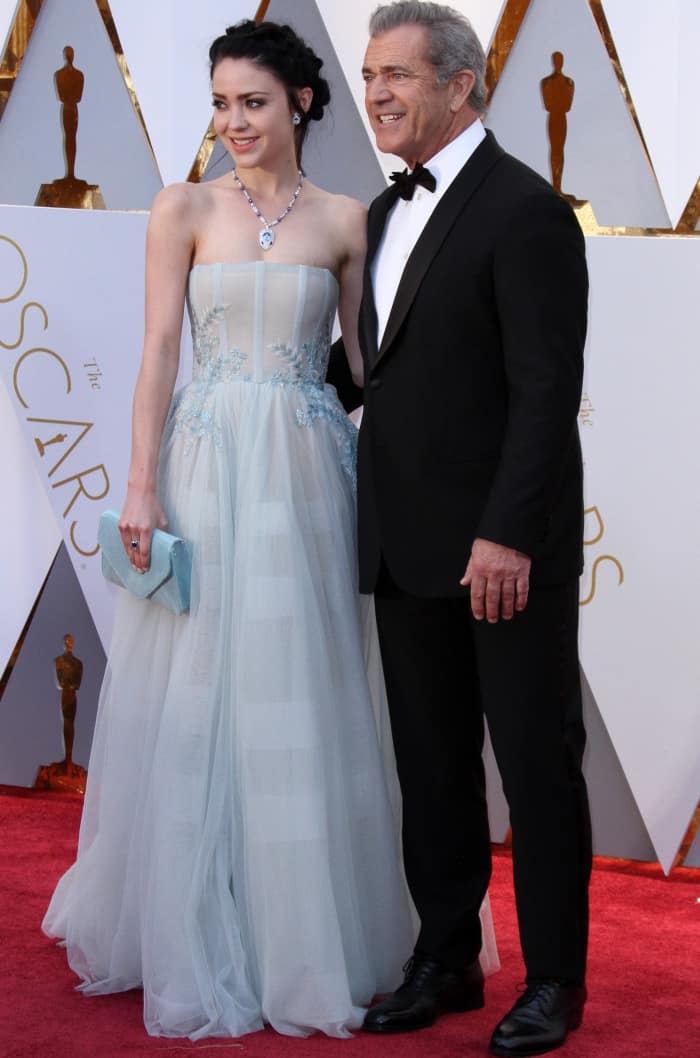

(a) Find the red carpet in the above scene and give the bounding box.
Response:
[1,786,698,1058]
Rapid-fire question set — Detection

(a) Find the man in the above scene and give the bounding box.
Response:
[355,4,591,1055]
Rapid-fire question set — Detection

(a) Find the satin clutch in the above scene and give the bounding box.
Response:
[98,509,191,615]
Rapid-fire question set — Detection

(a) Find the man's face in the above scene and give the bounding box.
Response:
[362,24,455,167]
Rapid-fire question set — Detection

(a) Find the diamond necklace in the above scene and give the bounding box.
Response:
[233,168,304,251]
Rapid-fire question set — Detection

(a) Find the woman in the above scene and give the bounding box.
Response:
[43,20,412,1040]
[43,20,496,1041]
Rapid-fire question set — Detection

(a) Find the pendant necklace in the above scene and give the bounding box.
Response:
[233,168,304,251]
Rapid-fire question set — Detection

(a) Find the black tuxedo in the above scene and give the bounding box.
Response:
[353,131,592,983]
[358,131,587,595]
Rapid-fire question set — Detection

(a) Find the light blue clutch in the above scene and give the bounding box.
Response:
[98,509,191,615]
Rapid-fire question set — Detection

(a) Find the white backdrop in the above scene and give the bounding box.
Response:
[0,0,698,869]
[0,375,61,671]
[579,234,700,870]
[0,0,17,53]
[108,0,255,187]
[0,206,191,647]
[486,0,670,227]
[0,0,162,210]
[604,0,700,227]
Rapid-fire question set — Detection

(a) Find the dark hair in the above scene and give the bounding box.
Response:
[209,21,331,163]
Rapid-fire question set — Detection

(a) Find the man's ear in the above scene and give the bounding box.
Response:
[449,69,476,113]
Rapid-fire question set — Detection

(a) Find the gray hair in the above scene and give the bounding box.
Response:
[369,1,487,113]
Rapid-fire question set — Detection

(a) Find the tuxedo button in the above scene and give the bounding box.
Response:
[369,377,382,390]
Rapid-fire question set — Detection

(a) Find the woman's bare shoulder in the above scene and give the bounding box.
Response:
[307,184,366,220]
[150,180,223,221]
[304,185,367,253]
[334,194,367,252]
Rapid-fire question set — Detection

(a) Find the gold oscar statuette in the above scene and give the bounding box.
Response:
[35,45,105,209]
[35,431,68,457]
[540,51,592,221]
[34,633,87,793]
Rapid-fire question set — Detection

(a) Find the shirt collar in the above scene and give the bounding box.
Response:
[422,119,486,193]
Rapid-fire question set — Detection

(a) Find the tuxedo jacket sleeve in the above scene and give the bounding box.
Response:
[326,338,364,414]
[357,132,588,595]
[475,189,587,557]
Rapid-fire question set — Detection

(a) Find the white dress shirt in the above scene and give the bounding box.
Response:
[371,120,486,347]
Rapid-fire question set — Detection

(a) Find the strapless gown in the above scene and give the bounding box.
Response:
[42,262,497,1040]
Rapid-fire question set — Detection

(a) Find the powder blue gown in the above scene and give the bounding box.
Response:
[42,261,499,1039]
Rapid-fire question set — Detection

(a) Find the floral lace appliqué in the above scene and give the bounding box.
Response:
[173,306,247,447]
[270,317,328,387]
[296,388,358,492]
[172,307,356,489]
[271,320,357,491]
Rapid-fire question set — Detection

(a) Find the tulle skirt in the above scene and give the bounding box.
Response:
[43,379,497,1040]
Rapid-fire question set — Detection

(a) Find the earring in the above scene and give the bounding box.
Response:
[292,112,302,126]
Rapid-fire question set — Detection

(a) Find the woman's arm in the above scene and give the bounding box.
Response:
[336,198,367,389]
[119,184,196,571]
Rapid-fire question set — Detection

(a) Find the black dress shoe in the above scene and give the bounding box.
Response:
[363,953,484,1033]
[490,980,586,1056]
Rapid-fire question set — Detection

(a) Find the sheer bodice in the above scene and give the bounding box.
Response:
[172,262,357,487]
[188,262,336,384]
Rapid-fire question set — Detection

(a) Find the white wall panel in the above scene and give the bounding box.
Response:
[604,0,700,227]
[109,0,256,186]
[580,234,700,871]
[0,0,162,210]
[0,205,191,650]
[486,0,671,227]
[0,376,61,673]
[0,542,105,786]
[0,0,17,56]
[0,2,698,858]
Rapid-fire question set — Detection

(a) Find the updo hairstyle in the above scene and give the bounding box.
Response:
[209,21,331,163]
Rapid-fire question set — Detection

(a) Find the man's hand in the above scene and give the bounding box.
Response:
[460,538,531,623]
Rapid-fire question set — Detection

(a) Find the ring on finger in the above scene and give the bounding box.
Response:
[130,539,138,549]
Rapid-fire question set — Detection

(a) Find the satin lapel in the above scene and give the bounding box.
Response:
[361,185,400,366]
[374,132,505,369]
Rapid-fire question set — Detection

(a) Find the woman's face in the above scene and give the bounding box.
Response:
[211,57,297,170]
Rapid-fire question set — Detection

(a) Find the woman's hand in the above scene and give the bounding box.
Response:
[118,489,168,573]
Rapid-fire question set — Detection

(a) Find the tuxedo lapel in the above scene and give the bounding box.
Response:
[361,185,399,366]
[367,184,399,262]
[374,131,505,369]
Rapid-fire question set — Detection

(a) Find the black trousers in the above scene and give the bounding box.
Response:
[374,563,592,984]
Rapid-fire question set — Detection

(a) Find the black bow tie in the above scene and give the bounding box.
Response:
[389,162,436,200]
